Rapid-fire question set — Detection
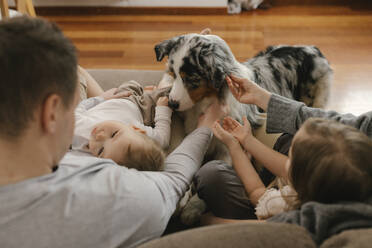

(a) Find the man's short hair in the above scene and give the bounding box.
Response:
[0,16,77,139]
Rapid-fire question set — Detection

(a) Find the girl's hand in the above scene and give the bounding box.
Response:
[100,88,131,100]
[222,116,252,145]
[212,121,239,148]
[156,96,169,107]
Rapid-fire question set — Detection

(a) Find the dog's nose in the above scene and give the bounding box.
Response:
[168,99,179,110]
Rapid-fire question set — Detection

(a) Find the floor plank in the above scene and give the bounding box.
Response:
[41,5,372,115]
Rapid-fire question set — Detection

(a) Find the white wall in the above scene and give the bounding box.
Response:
[27,0,226,7]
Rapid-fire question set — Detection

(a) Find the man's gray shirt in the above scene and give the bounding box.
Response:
[0,127,212,248]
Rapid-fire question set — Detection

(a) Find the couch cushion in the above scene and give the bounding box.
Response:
[320,228,372,248]
[87,69,164,90]
[137,222,316,248]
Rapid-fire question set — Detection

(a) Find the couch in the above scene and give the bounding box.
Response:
[88,69,372,248]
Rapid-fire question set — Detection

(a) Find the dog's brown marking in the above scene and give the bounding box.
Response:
[188,84,217,103]
[168,70,176,78]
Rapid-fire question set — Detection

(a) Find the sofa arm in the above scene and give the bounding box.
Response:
[320,228,372,248]
[137,222,316,248]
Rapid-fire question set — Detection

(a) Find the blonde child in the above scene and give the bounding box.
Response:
[72,70,172,171]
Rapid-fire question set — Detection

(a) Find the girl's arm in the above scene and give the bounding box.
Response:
[220,116,289,179]
[228,142,266,206]
[241,136,289,179]
[213,122,266,206]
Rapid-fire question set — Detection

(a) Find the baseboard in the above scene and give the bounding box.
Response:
[35,6,227,16]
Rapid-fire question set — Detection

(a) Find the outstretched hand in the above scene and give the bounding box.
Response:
[156,96,169,107]
[222,116,252,144]
[100,88,132,100]
[197,98,228,129]
[212,116,252,148]
[212,120,239,148]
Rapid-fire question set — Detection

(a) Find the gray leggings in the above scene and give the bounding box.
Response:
[194,133,293,219]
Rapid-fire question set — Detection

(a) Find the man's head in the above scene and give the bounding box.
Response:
[0,16,78,164]
[88,120,165,171]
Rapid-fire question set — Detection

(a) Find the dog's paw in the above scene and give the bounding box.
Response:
[180,194,207,226]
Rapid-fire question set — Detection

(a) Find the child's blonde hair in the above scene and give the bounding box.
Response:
[289,118,372,207]
[118,133,165,171]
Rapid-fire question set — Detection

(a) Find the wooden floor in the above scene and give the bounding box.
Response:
[41,4,372,115]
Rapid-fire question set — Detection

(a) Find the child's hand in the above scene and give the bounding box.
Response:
[100,88,131,100]
[212,121,239,148]
[222,116,252,144]
[144,85,157,92]
[157,96,169,107]
[197,99,227,129]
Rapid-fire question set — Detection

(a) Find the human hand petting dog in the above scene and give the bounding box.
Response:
[197,99,227,129]
[100,88,132,100]
[227,75,272,112]
[157,96,169,107]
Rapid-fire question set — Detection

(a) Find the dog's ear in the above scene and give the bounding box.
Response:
[211,65,227,89]
[200,28,211,35]
[154,36,183,61]
[199,45,227,90]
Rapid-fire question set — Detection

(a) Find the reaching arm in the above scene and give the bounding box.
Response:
[267,94,372,137]
[212,120,266,205]
[241,135,289,179]
[228,142,266,206]
[142,105,172,149]
[227,75,372,138]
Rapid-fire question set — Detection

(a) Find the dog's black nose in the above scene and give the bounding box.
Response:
[168,99,179,110]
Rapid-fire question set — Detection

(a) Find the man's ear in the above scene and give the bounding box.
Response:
[154,36,184,61]
[41,94,63,134]
[200,28,211,35]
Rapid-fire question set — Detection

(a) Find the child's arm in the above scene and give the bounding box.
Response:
[213,122,266,206]
[222,116,289,179]
[241,135,289,179]
[143,97,173,149]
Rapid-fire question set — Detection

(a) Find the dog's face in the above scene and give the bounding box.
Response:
[155,33,236,111]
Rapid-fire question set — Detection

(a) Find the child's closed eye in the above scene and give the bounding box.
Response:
[98,147,104,156]
[111,130,118,138]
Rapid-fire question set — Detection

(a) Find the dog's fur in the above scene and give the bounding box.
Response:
[155,31,333,224]
[155,31,332,142]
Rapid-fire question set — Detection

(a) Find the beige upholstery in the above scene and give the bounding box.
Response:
[138,222,317,248]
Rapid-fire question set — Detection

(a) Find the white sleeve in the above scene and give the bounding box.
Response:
[74,96,104,122]
[142,106,172,149]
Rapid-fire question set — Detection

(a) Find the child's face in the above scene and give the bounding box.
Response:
[88,120,146,164]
